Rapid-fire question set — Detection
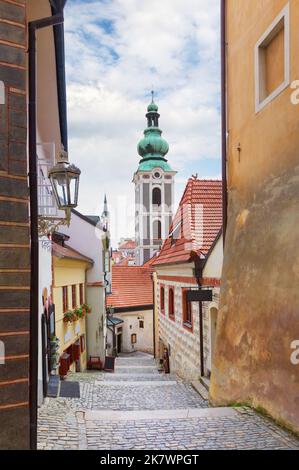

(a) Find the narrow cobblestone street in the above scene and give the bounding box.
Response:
[38,353,299,450]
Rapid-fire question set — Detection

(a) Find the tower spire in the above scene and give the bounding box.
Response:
[101,194,109,232]
[103,193,108,216]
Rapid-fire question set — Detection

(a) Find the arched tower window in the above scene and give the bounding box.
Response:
[153,220,162,240]
[152,187,161,206]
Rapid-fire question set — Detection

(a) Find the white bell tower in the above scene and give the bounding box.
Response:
[133,94,176,265]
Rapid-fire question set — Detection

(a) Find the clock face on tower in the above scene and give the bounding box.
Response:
[153,171,161,179]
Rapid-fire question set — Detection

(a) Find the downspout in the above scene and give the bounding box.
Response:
[221,0,228,245]
[194,256,205,377]
[151,273,156,359]
[28,9,64,451]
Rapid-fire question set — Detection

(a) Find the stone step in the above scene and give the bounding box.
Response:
[99,373,175,381]
[191,380,209,401]
[113,369,159,375]
[96,381,178,386]
[115,359,155,365]
[199,376,211,391]
[85,407,237,422]
[115,365,156,369]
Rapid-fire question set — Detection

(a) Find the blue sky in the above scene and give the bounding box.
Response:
[64,0,221,244]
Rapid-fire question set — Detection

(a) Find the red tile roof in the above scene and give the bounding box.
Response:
[118,257,135,266]
[119,240,136,250]
[107,265,153,309]
[52,242,94,265]
[153,178,222,266]
[143,254,159,267]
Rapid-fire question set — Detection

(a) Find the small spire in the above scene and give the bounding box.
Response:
[103,194,108,216]
[151,89,154,103]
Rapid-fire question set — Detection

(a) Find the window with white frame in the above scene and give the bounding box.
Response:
[255,3,290,112]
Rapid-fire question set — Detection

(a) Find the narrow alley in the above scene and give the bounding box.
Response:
[37,353,299,450]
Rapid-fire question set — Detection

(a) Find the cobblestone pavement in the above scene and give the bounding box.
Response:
[38,352,299,450]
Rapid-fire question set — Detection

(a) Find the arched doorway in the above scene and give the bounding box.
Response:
[209,307,218,373]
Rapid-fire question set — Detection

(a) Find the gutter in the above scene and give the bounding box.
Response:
[221,0,228,245]
[28,6,65,451]
[151,273,156,359]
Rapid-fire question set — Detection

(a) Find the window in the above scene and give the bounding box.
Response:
[131,333,137,344]
[170,221,181,246]
[80,334,85,353]
[79,283,84,305]
[168,288,175,319]
[152,187,161,206]
[72,285,77,308]
[160,286,165,314]
[182,289,192,329]
[139,320,144,329]
[153,220,162,240]
[255,4,290,112]
[62,286,68,312]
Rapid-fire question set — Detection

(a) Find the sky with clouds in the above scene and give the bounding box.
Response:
[64,0,221,246]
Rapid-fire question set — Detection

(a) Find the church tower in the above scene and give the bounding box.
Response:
[133,94,176,265]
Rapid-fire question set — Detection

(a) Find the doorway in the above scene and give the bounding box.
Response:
[117,334,122,354]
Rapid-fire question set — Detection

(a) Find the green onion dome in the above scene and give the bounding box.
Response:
[137,127,169,158]
[147,100,159,112]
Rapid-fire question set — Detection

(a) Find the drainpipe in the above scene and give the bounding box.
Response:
[194,256,205,377]
[28,9,64,451]
[221,0,228,245]
[151,273,156,359]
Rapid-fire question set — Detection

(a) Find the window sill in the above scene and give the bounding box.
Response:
[183,321,193,332]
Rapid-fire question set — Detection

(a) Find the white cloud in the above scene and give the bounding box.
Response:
[64,0,221,245]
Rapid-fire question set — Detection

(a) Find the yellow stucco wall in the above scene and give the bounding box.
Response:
[53,257,90,372]
[211,0,299,434]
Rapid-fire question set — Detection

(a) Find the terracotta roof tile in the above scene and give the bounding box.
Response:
[153,178,222,266]
[119,240,136,250]
[107,265,153,309]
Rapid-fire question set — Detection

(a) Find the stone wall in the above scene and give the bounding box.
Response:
[0,0,30,450]
[157,277,219,381]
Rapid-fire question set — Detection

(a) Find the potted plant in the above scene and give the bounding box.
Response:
[81,303,92,314]
[63,310,75,323]
[74,306,83,319]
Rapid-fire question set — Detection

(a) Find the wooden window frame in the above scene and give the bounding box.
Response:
[182,288,193,332]
[72,285,77,308]
[168,287,175,320]
[80,334,85,353]
[79,283,84,305]
[255,3,290,113]
[160,285,165,314]
[131,333,137,344]
[62,286,68,313]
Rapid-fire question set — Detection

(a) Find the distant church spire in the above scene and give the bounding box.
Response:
[103,194,108,216]
[101,194,109,232]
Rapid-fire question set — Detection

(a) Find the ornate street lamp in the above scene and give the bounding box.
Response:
[48,146,81,211]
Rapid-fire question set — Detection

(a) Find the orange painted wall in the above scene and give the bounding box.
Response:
[210,0,299,434]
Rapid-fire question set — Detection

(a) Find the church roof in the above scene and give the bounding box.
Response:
[136,98,175,174]
[153,178,222,266]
